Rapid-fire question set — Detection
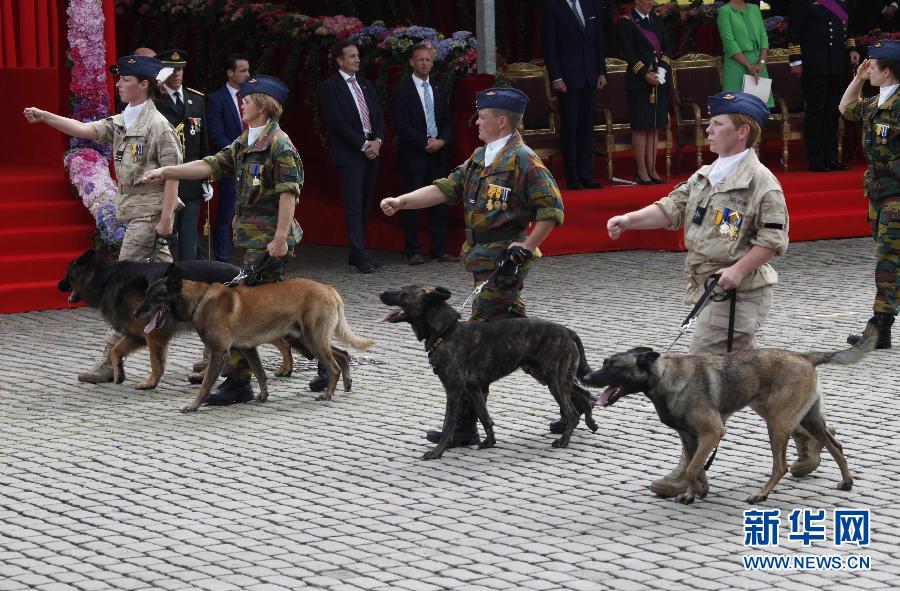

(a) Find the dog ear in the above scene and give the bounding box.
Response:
[635,350,660,370]
[426,287,452,302]
[77,249,95,264]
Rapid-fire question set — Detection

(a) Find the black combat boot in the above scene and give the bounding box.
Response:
[309,362,329,392]
[847,313,893,349]
[426,399,481,447]
[205,377,254,406]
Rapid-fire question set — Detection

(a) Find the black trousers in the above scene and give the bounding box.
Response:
[401,155,449,257]
[802,72,844,168]
[337,159,379,266]
[212,178,236,262]
[557,84,596,184]
[175,198,201,261]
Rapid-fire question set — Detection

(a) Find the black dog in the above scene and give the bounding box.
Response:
[57,249,293,389]
[380,284,598,459]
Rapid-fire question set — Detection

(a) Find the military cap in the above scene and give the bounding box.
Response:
[708,91,770,128]
[476,87,528,114]
[239,75,289,105]
[157,49,188,68]
[109,55,163,78]
[869,39,900,61]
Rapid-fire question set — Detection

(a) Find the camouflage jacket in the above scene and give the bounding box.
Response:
[88,100,183,223]
[843,88,900,203]
[433,133,564,272]
[656,149,789,304]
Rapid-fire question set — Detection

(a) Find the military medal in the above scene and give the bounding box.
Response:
[251,163,262,186]
[714,207,743,240]
[499,187,510,211]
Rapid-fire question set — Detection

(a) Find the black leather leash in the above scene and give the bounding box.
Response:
[148,231,178,263]
[224,252,289,287]
[454,246,532,313]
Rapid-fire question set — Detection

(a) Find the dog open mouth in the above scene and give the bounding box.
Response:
[143,308,167,333]
[378,309,407,323]
[67,291,82,304]
[598,385,625,407]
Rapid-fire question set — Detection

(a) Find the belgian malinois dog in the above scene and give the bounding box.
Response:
[137,265,374,411]
[58,249,294,389]
[582,322,879,505]
[379,285,598,459]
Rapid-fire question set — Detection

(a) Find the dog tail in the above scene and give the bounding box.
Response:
[568,328,594,383]
[334,300,375,351]
[804,319,878,367]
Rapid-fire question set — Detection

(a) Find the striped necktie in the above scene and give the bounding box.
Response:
[422,80,438,138]
[347,76,372,133]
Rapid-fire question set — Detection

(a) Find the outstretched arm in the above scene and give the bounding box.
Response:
[23,108,98,139]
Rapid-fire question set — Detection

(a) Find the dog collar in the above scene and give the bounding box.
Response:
[424,320,458,366]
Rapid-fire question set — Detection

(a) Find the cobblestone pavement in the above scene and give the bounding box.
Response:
[1,237,898,591]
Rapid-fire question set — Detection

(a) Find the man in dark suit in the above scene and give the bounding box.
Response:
[320,40,387,274]
[391,43,458,265]
[789,0,860,172]
[541,0,608,190]
[206,53,251,262]
[155,49,210,260]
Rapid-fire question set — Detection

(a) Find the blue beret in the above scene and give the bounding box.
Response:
[110,55,163,78]
[476,87,528,114]
[869,39,900,61]
[708,92,770,128]
[157,49,188,67]
[240,75,289,105]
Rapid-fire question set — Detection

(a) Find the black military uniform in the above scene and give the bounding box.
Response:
[155,49,210,260]
[618,7,672,130]
[788,0,858,171]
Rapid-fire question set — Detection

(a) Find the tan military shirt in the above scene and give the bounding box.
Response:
[655,149,789,303]
[88,100,183,222]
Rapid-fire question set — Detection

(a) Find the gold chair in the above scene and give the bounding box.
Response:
[766,48,806,170]
[505,62,560,160]
[595,57,672,180]
[670,53,723,169]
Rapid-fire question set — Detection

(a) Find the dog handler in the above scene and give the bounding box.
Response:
[24,54,183,383]
[839,40,900,350]
[143,75,303,405]
[604,92,830,496]
[380,87,565,446]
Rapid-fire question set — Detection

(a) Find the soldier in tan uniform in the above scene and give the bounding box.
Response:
[24,54,183,382]
[605,92,829,497]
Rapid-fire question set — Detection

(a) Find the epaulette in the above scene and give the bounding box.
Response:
[186,87,205,97]
[846,38,857,49]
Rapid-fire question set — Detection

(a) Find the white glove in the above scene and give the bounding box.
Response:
[202,182,214,202]
[156,67,174,84]
[657,67,667,85]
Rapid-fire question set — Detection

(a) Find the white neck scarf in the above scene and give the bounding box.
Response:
[878,84,900,107]
[484,133,514,166]
[708,148,750,187]
[247,120,271,146]
[122,100,147,131]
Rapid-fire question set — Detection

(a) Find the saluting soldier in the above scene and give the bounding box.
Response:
[143,75,303,405]
[380,87,565,447]
[839,40,900,349]
[619,0,672,184]
[788,0,860,172]
[23,55,183,383]
[155,49,211,261]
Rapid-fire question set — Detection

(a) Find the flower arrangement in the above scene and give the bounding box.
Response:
[764,15,788,49]
[66,0,125,247]
[855,29,900,50]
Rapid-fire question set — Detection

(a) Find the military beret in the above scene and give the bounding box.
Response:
[869,39,900,61]
[240,75,289,105]
[476,87,528,114]
[708,91,770,128]
[157,49,188,68]
[109,55,163,78]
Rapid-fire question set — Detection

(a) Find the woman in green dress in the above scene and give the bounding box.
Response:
[718,0,774,109]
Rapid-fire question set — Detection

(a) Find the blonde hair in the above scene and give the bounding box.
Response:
[728,113,761,148]
[251,93,283,121]
[492,108,523,132]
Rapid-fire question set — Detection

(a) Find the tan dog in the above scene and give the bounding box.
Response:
[583,322,879,504]
[136,265,374,411]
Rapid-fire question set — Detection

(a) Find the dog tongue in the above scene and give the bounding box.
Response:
[378,309,402,323]
[599,386,620,407]
[144,310,162,334]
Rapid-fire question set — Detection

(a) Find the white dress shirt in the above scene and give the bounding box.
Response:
[484,133,514,167]
[412,73,439,136]
[122,100,147,131]
[708,148,751,187]
[164,84,184,106]
[247,120,270,146]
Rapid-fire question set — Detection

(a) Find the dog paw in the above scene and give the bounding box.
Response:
[746,493,768,504]
[255,392,269,403]
[422,448,444,460]
[274,369,292,378]
[676,492,696,505]
[477,437,496,450]
[179,405,198,413]
[134,381,158,390]
[187,373,204,385]
[314,393,333,401]
[585,418,599,433]
[551,437,570,448]
[113,371,126,385]
[838,478,853,491]
[343,379,352,392]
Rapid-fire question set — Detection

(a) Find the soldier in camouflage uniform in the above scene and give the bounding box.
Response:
[24,54,183,384]
[380,87,565,446]
[840,40,900,349]
[144,75,303,405]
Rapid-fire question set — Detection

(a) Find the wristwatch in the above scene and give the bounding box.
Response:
[759,59,766,64]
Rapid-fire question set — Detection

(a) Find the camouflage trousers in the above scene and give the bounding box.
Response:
[469,258,532,322]
[869,199,900,315]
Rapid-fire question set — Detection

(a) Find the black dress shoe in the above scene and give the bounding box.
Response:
[827,161,850,171]
[370,259,385,268]
[355,261,376,274]
[309,365,329,392]
[650,177,666,184]
[205,377,254,406]
[425,429,481,446]
[580,180,602,189]
[634,176,654,185]
[567,182,584,190]
[809,164,831,172]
